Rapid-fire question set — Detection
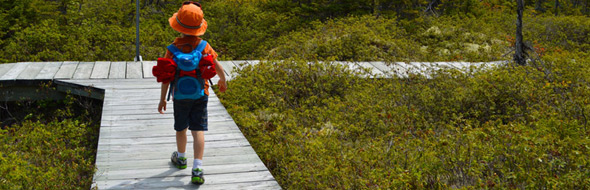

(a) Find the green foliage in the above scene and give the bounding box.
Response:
[0,93,102,189]
[267,16,420,62]
[218,56,590,189]
[1,0,589,63]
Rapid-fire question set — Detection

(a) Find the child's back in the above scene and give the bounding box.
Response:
[156,1,226,185]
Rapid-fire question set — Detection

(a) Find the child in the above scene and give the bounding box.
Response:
[157,1,227,185]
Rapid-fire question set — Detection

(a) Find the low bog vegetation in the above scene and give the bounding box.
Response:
[218,53,590,189]
[0,87,102,189]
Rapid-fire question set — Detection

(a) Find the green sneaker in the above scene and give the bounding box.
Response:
[191,168,205,185]
[171,151,187,169]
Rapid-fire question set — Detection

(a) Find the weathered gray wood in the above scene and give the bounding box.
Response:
[97,144,251,158]
[96,154,263,172]
[99,132,245,146]
[94,171,278,189]
[100,117,233,126]
[16,62,45,79]
[0,63,15,79]
[90,61,111,79]
[367,62,389,73]
[126,61,143,79]
[357,62,385,77]
[54,61,79,79]
[246,60,260,66]
[99,106,226,117]
[142,61,156,78]
[1,62,30,80]
[109,61,126,79]
[99,127,241,140]
[97,178,280,190]
[97,138,251,152]
[217,61,236,79]
[95,162,268,181]
[100,111,229,121]
[231,60,248,70]
[97,119,236,130]
[72,62,95,79]
[35,62,62,79]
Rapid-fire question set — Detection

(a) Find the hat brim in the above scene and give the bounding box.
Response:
[169,13,208,36]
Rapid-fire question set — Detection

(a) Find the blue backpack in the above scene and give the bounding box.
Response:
[167,40,208,101]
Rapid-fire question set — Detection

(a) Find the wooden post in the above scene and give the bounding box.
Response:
[135,0,142,62]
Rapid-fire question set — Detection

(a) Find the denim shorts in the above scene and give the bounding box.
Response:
[173,96,208,131]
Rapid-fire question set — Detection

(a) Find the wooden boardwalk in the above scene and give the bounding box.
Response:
[0,61,282,189]
[0,60,502,189]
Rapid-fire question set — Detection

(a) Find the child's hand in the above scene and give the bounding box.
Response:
[158,100,167,114]
[218,78,227,93]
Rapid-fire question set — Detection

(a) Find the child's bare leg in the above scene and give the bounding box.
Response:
[191,130,205,160]
[176,128,188,153]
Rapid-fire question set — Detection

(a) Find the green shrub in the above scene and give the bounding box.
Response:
[0,92,101,189]
[217,56,590,189]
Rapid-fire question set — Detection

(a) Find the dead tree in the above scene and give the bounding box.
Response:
[514,0,527,65]
[555,0,560,16]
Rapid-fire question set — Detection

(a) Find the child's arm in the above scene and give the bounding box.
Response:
[214,59,227,93]
[158,82,170,114]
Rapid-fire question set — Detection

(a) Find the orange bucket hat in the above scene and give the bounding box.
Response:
[169,2,207,36]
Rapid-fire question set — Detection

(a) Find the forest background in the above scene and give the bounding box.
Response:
[1,0,590,189]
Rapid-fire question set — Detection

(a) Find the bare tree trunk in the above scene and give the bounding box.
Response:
[515,0,527,66]
[555,0,559,16]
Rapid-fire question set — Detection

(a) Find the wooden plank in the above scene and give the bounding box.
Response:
[66,78,152,83]
[97,120,237,132]
[109,61,126,79]
[69,79,159,86]
[219,61,235,81]
[90,61,111,79]
[101,103,226,113]
[218,61,236,79]
[95,144,254,160]
[96,179,280,190]
[94,171,277,189]
[16,62,44,79]
[100,111,228,121]
[96,138,251,152]
[367,62,389,73]
[72,62,95,79]
[100,117,233,127]
[0,62,30,80]
[142,61,156,78]
[35,62,62,79]
[54,61,79,79]
[98,127,240,140]
[126,61,143,79]
[246,60,260,66]
[357,62,385,77]
[94,159,266,176]
[95,161,268,181]
[96,144,252,158]
[98,132,245,146]
[231,60,248,70]
[0,63,15,79]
